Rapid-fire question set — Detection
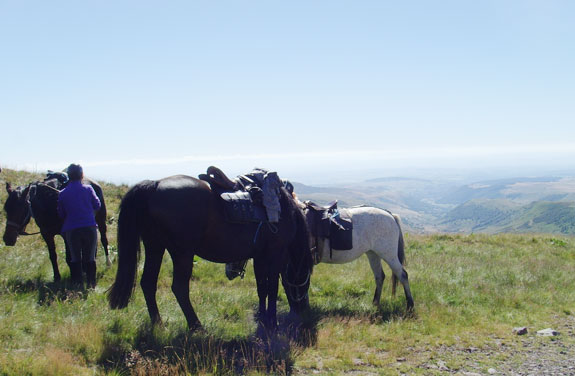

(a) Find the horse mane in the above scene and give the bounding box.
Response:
[280,185,313,272]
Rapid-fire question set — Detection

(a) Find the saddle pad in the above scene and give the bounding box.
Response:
[220,191,267,224]
[330,210,353,250]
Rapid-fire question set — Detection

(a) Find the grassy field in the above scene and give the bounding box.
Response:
[1,169,574,375]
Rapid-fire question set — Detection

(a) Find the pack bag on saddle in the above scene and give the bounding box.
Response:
[198,166,284,224]
[305,200,353,255]
[45,170,69,189]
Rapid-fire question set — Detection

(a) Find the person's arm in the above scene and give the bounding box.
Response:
[89,187,101,212]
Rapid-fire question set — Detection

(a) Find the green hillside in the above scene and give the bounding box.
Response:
[505,201,575,234]
[440,199,521,233]
[441,199,575,235]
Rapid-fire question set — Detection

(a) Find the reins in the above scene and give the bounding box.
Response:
[282,250,312,303]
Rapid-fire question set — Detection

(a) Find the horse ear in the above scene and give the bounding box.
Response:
[6,182,12,193]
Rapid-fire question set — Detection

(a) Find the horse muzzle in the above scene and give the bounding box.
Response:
[3,231,18,246]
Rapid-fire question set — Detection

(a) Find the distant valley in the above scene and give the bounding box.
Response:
[293,176,575,235]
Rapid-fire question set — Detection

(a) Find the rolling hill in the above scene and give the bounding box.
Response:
[439,200,575,234]
[294,176,575,235]
[2,167,574,235]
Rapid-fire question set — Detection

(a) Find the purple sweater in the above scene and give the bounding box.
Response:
[57,181,101,233]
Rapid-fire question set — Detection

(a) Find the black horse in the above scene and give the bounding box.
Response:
[108,174,313,329]
[3,178,110,282]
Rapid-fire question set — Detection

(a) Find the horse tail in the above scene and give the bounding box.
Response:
[391,213,405,297]
[108,180,156,309]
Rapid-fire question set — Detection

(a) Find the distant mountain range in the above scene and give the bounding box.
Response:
[293,176,575,235]
[3,167,574,235]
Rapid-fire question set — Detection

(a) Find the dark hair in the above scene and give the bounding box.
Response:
[67,164,83,181]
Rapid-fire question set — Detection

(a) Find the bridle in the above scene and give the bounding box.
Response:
[4,184,45,236]
[227,259,248,279]
[5,202,39,236]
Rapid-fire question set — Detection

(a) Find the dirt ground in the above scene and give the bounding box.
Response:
[423,315,575,375]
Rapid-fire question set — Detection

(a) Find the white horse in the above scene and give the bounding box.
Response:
[226,203,414,311]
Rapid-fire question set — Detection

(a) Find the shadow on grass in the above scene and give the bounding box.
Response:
[2,276,44,295]
[97,302,415,375]
[308,299,416,324]
[37,280,90,306]
[99,313,319,376]
[0,276,93,305]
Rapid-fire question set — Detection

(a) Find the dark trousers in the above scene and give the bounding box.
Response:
[65,226,98,287]
[65,226,97,263]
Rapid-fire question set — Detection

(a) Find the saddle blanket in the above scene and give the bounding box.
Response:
[220,191,267,224]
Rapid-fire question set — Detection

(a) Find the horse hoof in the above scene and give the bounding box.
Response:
[406,303,415,317]
[189,323,204,332]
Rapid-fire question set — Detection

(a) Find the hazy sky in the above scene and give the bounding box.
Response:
[1,1,574,184]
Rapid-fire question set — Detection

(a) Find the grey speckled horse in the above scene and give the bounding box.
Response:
[228,204,414,311]
[308,206,414,311]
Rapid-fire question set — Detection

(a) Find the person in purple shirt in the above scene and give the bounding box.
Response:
[57,164,101,288]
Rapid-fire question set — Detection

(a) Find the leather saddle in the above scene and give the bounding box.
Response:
[199,166,267,224]
[198,166,237,191]
[304,200,353,255]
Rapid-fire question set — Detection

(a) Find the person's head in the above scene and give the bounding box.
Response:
[67,164,83,181]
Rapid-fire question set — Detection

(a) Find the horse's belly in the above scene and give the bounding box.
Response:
[320,244,364,264]
[196,222,259,263]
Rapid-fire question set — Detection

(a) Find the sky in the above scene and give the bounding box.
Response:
[1,1,574,184]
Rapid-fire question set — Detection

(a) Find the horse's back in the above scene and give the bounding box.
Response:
[149,174,211,217]
[84,178,105,205]
[346,206,401,248]
[146,175,213,246]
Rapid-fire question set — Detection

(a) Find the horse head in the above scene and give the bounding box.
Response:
[225,260,248,280]
[280,191,314,315]
[282,255,312,315]
[3,182,33,246]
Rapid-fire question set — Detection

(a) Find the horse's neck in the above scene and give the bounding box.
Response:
[31,186,60,223]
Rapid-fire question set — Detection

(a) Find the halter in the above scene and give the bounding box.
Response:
[5,202,39,236]
[227,259,248,279]
[4,183,49,236]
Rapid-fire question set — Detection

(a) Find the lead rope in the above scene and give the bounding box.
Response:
[253,222,263,244]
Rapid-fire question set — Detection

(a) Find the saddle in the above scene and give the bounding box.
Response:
[198,166,270,224]
[44,171,69,189]
[198,166,236,191]
[304,200,353,261]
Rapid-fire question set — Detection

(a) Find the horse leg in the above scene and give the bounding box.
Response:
[254,255,282,329]
[42,233,61,282]
[98,224,111,267]
[366,251,385,305]
[253,257,268,325]
[140,242,165,325]
[389,260,414,312]
[265,269,281,329]
[170,252,201,330]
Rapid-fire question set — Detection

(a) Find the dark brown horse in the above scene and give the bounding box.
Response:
[107,174,312,329]
[3,178,110,282]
